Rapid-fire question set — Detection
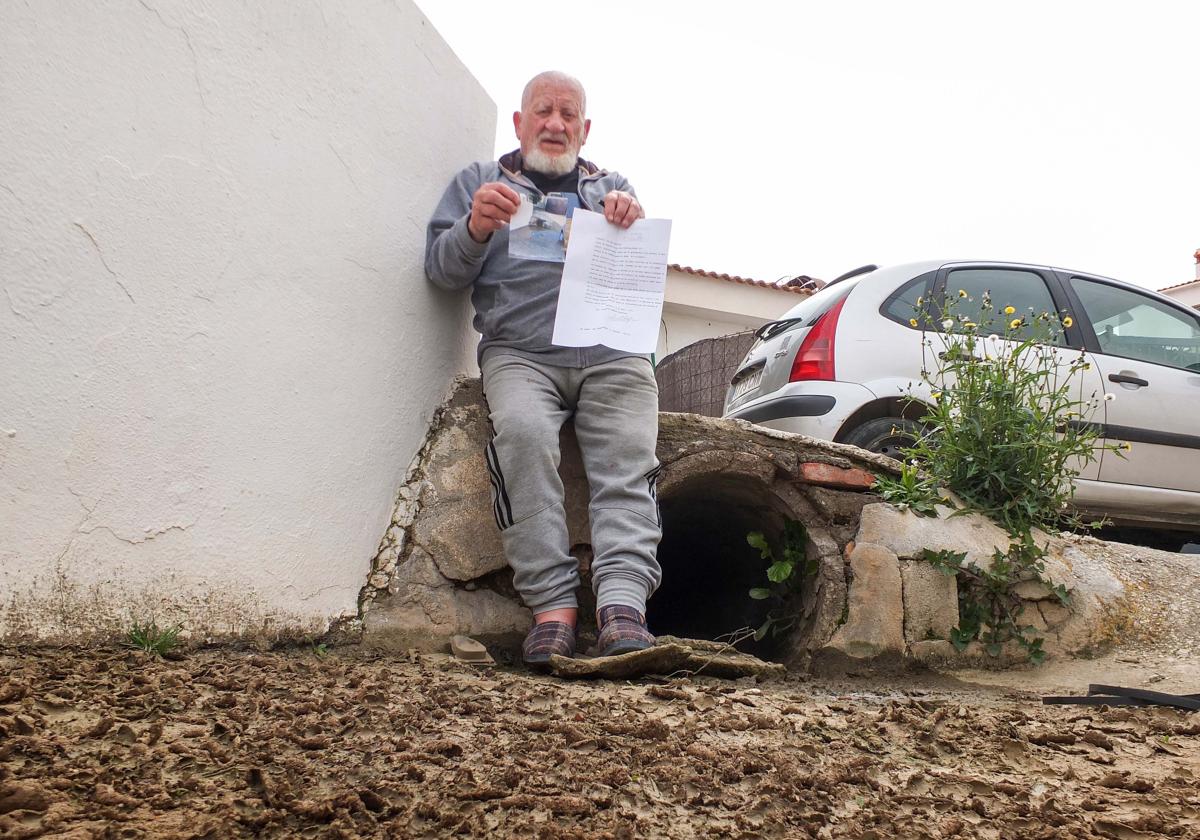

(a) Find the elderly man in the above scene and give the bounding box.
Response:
[425,71,661,669]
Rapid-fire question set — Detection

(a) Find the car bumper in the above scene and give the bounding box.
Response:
[724,382,877,441]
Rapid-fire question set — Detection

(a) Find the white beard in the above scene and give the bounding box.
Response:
[524,147,578,177]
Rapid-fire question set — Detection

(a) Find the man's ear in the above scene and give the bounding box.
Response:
[581,118,591,146]
[513,111,522,138]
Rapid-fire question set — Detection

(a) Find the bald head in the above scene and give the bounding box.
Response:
[514,71,591,177]
[521,71,587,117]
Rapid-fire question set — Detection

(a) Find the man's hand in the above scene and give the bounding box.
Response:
[468,182,522,243]
[603,190,644,228]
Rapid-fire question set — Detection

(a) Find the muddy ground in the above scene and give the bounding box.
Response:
[1,646,1197,839]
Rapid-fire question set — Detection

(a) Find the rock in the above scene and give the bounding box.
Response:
[1038,600,1071,628]
[416,508,508,581]
[803,487,876,528]
[900,559,959,646]
[824,543,904,661]
[0,780,52,813]
[548,636,786,680]
[1013,580,1054,601]
[450,635,494,664]
[1016,602,1048,633]
[856,503,1011,570]
[656,449,776,497]
[910,639,958,665]
[363,550,530,651]
[795,462,877,491]
[409,379,591,582]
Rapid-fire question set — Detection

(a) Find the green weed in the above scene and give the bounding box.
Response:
[746,519,813,640]
[123,619,183,657]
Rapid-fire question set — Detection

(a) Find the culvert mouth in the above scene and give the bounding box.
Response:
[648,473,823,662]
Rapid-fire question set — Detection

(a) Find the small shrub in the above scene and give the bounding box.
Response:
[872,460,942,517]
[747,519,813,640]
[923,537,1069,665]
[894,293,1118,662]
[123,619,183,657]
[910,296,1112,535]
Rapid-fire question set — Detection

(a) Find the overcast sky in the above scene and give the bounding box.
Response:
[413,0,1198,290]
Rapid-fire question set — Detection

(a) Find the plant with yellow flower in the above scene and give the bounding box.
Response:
[872,290,1124,664]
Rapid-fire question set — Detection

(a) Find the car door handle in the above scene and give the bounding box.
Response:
[1108,373,1149,387]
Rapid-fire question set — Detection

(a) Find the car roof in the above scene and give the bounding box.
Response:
[851,260,1188,311]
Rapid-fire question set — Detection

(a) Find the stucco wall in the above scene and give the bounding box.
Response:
[0,1,492,640]
[658,310,754,359]
[1162,282,1200,309]
[658,269,803,358]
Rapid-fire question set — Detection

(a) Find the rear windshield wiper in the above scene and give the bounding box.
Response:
[754,317,805,341]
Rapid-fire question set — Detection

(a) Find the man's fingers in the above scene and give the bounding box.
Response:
[474,182,521,216]
[620,198,643,228]
[604,191,642,229]
[468,182,524,242]
[479,188,519,217]
[492,183,521,206]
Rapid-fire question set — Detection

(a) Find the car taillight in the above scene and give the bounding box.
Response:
[789,296,847,382]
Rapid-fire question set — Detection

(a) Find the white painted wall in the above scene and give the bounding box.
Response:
[657,268,803,358]
[0,1,491,640]
[1162,281,1200,310]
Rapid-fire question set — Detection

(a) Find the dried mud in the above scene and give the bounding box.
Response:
[1,646,1197,839]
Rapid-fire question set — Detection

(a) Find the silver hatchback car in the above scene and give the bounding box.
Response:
[722,260,1200,530]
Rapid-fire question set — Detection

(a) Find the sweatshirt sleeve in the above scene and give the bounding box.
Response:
[424,164,491,291]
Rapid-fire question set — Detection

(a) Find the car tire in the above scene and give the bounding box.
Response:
[842,417,921,460]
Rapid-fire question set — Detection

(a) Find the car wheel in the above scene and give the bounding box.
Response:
[842,417,921,460]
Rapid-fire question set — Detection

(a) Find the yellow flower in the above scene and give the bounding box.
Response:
[931,392,941,401]
[909,318,918,327]
[1009,318,1023,329]
[963,321,977,329]
[1121,442,1132,452]
[957,289,968,298]
[916,297,923,306]
[1003,305,1015,315]
[1062,316,1074,328]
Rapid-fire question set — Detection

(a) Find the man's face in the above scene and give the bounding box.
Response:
[514,80,590,176]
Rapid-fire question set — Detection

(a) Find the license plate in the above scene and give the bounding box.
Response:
[731,368,763,400]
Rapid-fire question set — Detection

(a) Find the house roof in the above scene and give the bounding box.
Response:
[1159,277,1200,293]
[1159,249,1200,293]
[668,263,812,295]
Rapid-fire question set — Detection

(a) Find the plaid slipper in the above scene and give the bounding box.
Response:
[522,621,576,669]
[597,605,655,657]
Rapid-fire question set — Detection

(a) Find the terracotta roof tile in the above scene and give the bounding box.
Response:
[668,263,811,295]
[1159,277,1200,293]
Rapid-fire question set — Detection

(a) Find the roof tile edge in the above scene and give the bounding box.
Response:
[668,263,810,295]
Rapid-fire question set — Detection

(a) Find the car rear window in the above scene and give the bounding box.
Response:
[939,268,1065,344]
[757,278,862,341]
[881,272,936,328]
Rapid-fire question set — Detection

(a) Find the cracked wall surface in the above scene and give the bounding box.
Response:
[0,1,493,640]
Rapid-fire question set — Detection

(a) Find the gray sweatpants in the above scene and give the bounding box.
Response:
[480,350,663,615]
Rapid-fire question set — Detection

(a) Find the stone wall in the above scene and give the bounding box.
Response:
[360,378,1197,673]
[360,378,895,665]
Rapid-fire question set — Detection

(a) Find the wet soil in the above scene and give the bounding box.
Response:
[1,646,1197,839]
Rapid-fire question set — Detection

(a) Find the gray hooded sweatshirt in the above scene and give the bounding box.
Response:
[425,150,649,368]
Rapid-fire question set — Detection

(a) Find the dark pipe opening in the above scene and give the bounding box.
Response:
[648,475,813,661]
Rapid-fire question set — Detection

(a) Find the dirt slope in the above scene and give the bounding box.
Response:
[1,646,1197,839]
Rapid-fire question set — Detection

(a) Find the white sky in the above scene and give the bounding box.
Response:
[413,0,1199,290]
